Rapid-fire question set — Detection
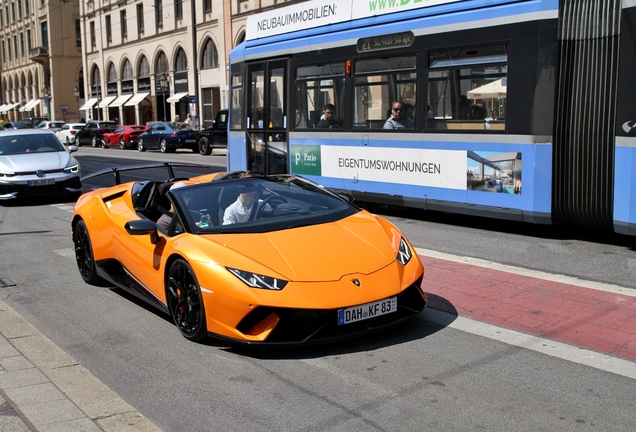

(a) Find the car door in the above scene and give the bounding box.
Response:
[57,125,70,143]
[78,124,93,145]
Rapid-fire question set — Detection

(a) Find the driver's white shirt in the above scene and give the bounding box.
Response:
[223,198,272,225]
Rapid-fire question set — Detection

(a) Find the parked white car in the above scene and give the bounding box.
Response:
[37,120,66,133]
[55,123,86,145]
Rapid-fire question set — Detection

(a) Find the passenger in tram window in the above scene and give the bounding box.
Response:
[469,103,487,120]
[458,95,472,120]
[383,101,414,130]
[316,104,342,129]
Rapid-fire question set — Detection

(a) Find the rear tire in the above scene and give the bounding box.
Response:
[160,139,168,153]
[199,137,212,155]
[73,220,103,285]
[120,137,126,149]
[138,139,145,152]
[91,136,98,147]
[167,259,207,341]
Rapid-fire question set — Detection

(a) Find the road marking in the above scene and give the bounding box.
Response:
[50,203,75,213]
[423,308,636,379]
[416,247,636,298]
[54,248,75,258]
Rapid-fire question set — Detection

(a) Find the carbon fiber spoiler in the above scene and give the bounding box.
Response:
[80,162,212,185]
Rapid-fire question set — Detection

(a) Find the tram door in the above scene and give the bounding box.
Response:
[246,60,288,175]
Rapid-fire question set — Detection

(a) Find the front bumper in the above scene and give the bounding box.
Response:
[0,175,82,199]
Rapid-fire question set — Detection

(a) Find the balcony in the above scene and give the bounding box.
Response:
[30,47,48,64]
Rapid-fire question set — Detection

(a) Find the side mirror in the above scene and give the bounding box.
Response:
[125,219,160,244]
[68,145,79,153]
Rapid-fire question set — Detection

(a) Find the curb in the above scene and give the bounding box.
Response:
[0,299,161,431]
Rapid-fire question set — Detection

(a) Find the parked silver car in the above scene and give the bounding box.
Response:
[0,129,82,200]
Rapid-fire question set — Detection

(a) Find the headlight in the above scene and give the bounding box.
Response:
[63,164,79,174]
[397,237,412,265]
[0,171,16,178]
[227,267,288,290]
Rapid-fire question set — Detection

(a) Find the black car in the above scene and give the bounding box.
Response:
[197,109,228,155]
[137,122,199,153]
[76,120,120,147]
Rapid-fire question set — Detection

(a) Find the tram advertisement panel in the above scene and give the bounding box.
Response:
[291,145,522,194]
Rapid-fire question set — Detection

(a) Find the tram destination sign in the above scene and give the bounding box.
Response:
[357,31,414,53]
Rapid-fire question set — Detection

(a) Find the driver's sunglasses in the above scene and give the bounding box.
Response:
[393,107,403,112]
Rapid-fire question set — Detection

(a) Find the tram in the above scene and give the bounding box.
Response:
[227,0,636,236]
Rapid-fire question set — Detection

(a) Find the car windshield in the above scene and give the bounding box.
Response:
[0,133,66,155]
[51,122,65,128]
[172,176,359,234]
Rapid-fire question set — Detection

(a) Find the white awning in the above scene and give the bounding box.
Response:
[124,92,150,107]
[166,92,189,103]
[23,99,41,112]
[1,102,19,113]
[0,104,7,112]
[467,79,507,99]
[19,99,37,112]
[79,98,98,110]
[109,94,133,108]
[98,96,117,108]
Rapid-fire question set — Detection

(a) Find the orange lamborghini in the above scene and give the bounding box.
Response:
[71,165,427,344]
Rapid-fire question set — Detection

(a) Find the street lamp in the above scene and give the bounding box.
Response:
[160,73,168,122]
[93,85,101,120]
[73,86,80,121]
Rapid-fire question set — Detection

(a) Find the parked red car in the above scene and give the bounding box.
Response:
[101,125,148,149]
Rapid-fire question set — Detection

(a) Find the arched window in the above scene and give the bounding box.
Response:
[155,51,168,75]
[175,48,187,71]
[91,66,101,87]
[107,63,117,82]
[138,56,149,78]
[201,39,218,69]
[122,59,133,79]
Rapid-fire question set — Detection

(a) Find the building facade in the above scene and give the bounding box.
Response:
[0,0,83,123]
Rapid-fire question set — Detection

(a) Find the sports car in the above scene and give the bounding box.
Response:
[101,125,148,149]
[71,165,427,344]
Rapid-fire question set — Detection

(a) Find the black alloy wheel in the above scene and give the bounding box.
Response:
[167,259,207,341]
[199,137,212,155]
[73,220,102,285]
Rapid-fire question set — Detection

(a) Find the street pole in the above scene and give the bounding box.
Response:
[160,73,167,122]
[73,86,80,122]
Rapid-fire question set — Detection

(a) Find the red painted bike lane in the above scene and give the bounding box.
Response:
[419,254,636,362]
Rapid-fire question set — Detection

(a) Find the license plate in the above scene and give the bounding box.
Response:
[28,178,55,186]
[185,139,196,143]
[338,296,397,326]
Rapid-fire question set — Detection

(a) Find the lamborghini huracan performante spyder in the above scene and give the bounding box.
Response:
[72,164,427,344]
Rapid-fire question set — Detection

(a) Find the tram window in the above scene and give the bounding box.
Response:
[231,74,243,130]
[294,63,345,130]
[427,45,507,131]
[353,56,416,130]
[269,67,285,129]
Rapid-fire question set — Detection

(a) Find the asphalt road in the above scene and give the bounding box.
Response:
[0,146,635,431]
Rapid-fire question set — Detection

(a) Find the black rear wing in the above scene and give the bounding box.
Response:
[81,162,213,186]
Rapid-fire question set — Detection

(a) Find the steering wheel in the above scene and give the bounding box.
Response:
[249,195,288,221]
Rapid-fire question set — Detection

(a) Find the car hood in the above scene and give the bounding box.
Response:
[207,212,397,282]
[0,151,73,172]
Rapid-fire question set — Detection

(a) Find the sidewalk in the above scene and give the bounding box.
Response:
[0,299,160,432]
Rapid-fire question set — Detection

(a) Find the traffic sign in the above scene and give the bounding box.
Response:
[189,95,197,103]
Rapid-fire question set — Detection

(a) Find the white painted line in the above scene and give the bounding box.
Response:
[424,308,636,379]
[54,248,75,258]
[415,247,636,298]
[49,204,75,213]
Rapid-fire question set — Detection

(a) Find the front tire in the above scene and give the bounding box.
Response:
[65,137,70,146]
[120,137,127,149]
[167,259,207,341]
[73,220,102,285]
[138,139,146,152]
[160,139,168,153]
[101,138,108,149]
